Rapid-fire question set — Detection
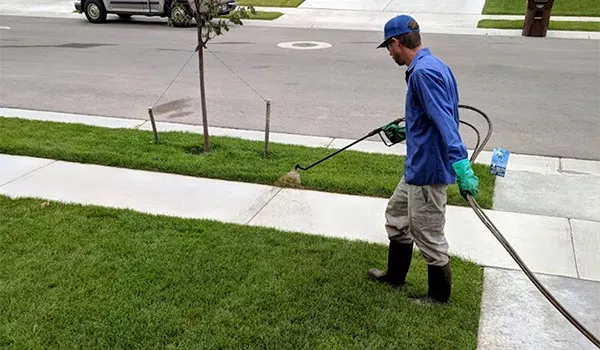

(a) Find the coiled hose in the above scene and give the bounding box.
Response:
[458,104,600,349]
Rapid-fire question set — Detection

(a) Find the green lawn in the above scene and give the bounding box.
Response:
[221,10,284,20]
[237,0,304,7]
[482,0,600,16]
[0,195,484,349]
[0,117,495,209]
[478,19,600,31]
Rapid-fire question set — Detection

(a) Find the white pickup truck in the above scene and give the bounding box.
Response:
[75,0,238,26]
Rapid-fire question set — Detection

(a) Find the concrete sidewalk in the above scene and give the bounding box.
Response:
[478,268,600,350]
[2,153,600,349]
[1,153,598,283]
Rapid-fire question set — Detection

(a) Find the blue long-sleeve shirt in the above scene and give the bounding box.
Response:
[403,48,468,186]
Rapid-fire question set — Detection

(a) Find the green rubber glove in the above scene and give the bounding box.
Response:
[452,158,479,200]
[382,123,406,144]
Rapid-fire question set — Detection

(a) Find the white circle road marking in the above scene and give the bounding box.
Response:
[276,41,332,50]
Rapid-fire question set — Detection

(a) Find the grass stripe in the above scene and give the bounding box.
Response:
[238,0,304,7]
[478,19,600,31]
[482,0,600,16]
[0,117,496,209]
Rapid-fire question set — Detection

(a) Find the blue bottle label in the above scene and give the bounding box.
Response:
[490,148,510,177]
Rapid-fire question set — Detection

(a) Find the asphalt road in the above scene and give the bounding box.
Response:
[1,16,599,159]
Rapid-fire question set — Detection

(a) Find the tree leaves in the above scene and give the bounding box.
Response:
[190,0,255,48]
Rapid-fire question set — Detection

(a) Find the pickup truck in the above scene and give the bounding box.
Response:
[75,0,238,27]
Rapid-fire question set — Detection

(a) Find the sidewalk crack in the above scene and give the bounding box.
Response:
[382,0,394,11]
[568,218,581,279]
[558,157,563,173]
[0,159,58,188]
[325,138,335,148]
[245,187,283,225]
[135,121,148,129]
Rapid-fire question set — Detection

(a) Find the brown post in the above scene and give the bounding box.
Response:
[264,99,271,158]
[148,107,159,144]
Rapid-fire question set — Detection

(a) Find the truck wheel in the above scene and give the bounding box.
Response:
[84,0,107,23]
[169,2,192,27]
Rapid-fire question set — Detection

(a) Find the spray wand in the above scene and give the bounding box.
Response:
[276,118,404,187]
[294,117,404,172]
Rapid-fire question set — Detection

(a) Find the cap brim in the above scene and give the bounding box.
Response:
[376,39,390,49]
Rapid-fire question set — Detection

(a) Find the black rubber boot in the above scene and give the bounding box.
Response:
[368,240,413,286]
[413,262,452,304]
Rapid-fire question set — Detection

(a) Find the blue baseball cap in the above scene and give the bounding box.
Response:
[377,15,420,48]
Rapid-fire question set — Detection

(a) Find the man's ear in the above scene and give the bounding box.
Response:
[388,38,398,50]
[397,37,406,49]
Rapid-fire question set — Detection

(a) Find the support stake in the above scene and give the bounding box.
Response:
[148,107,159,144]
[264,99,271,158]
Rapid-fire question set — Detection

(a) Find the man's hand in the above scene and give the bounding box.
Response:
[382,123,406,144]
[452,158,479,200]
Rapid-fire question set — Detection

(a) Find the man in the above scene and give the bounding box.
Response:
[367,14,479,304]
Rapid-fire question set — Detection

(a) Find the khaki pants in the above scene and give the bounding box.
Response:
[385,176,450,266]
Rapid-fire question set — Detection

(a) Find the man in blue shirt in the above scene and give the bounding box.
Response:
[367,14,479,304]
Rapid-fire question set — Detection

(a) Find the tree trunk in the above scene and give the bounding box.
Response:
[198,44,209,153]
[195,3,210,153]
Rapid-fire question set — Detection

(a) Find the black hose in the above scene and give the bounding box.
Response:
[458,104,492,162]
[458,120,481,163]
[458,105,600,349]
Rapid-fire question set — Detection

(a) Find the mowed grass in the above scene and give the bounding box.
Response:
[482,0,600,16]
[478,19,600,31]
[221,10,284,20]
[0,117,495,208]
[237,0,304,7]
[0,195,484,349]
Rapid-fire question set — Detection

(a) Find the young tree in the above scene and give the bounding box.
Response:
[170,0,255,153]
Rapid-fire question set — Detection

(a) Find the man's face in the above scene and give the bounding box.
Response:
[387,39,405,67]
